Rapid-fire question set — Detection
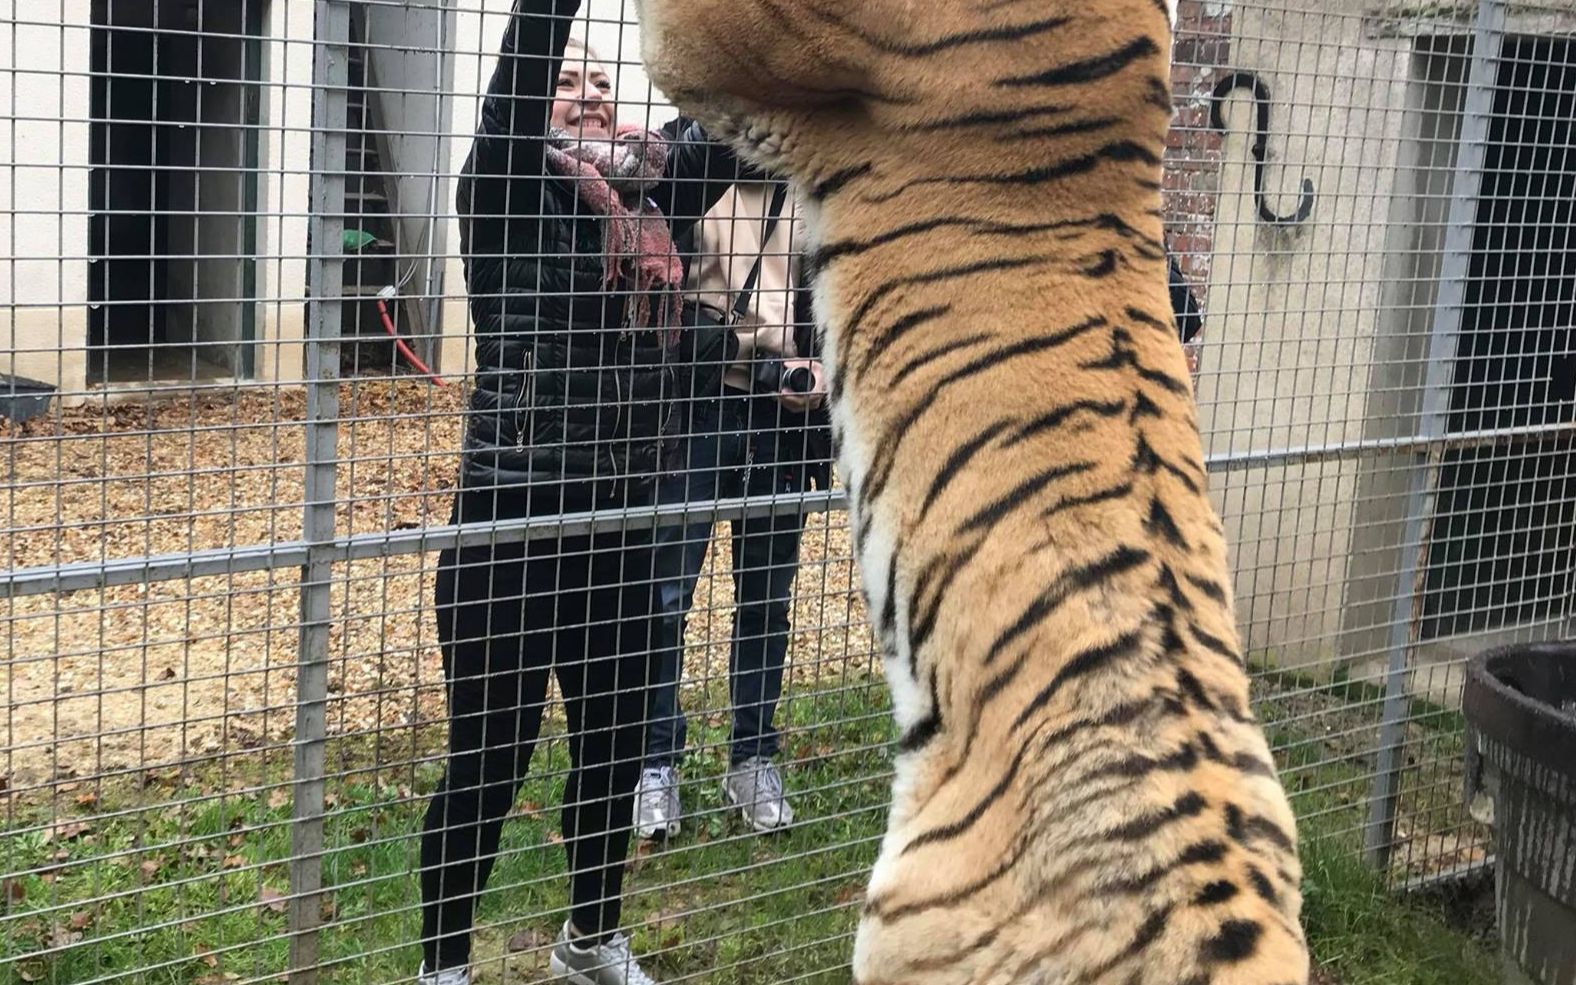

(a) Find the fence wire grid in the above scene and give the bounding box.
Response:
[2,0,1573,982]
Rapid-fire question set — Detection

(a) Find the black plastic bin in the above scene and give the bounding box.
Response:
[0,373,56,424]
[1463,641,1576,985]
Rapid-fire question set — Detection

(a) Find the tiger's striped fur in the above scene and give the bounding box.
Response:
[635,1,1309,981]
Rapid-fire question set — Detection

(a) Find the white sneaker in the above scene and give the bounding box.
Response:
[548,921,659,985]
[723,756,794,832]
[634,766,681,840]
[416,962,470,985]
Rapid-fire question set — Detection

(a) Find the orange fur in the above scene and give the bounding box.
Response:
[637,2,1310,981]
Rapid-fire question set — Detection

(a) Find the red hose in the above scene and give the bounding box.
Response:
[376,297,446,387]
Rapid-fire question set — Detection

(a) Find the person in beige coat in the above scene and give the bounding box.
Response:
[635,176,832,838]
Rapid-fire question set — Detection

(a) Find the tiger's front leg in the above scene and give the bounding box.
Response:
[636,0,875,115]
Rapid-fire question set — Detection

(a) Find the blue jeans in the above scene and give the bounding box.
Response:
[645,393,807,768]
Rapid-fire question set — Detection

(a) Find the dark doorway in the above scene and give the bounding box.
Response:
[89,0,264,384]
[1423,36,1576,639]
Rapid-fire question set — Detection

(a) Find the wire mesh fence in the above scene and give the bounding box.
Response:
[1,0,1572,982]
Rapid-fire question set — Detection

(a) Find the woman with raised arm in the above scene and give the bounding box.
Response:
[418,3,745,983]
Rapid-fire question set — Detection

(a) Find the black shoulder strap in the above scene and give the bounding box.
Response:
[730,182,791,325]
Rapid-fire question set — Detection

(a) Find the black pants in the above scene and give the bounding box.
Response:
[420,497,657,971]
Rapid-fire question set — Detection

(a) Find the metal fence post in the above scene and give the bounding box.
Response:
[1364,0,1507,871]
[291,1,352,981]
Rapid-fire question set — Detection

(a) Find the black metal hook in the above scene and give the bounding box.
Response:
[1209,71,1315,226]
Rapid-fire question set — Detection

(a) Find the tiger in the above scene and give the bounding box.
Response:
[634,1,1310,982]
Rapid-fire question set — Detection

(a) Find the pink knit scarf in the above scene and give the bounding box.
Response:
[544,125,684,344]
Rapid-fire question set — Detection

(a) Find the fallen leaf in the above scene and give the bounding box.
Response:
[1,878,25,905]
[68,911,93,931]
[643,908,685,933]
[267,788,291,810]
[227,833,244,849]
[197,949,220,969]
[835,883,865,906]
[73,792,99,809]
[47,924,84,949]
[508,928,552,952]
[259,888,288,915]
[222,854,247,870]
[16,961,44,982]
[139,858,163,880]
[545,830,564,846]
[156,667,177,681]
[42,821,92,844]
[319,898,338,922]
[349,860,369,878]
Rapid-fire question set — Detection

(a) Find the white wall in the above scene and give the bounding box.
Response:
[1202,0,1576,679]
[256,0,315,384]
[1193,0,1416,671]
[0,0,91,396]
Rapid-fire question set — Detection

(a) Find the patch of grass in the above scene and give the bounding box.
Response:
[2,676,1501,985]
[1266,703,1500,985]
[1300,836,1500,985]
[1254,663,1466,738]
[1,680,893,985]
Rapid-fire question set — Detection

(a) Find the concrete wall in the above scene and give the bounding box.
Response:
[1172,0,1576,678]
[0,0,91,395]
[255,0,312,385]
[1337,5,1576,703]
[1169,0,1422,671]
[1338,37,1468,672]
[363,1,456,356]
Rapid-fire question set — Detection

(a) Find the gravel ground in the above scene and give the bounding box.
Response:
[2,380,874,792]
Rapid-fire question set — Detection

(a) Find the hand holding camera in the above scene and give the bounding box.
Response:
[752,357,826,412]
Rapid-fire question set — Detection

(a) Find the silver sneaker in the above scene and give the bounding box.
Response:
[723,756,794,832]
[548,921,658,985]
[634,766,681,840]
[416,962,470,985]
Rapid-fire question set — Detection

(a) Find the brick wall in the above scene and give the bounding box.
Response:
[1165,0,1233,311]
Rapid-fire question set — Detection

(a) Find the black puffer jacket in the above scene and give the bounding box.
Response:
[1169,254,1203,343]
[456,0,746,512]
